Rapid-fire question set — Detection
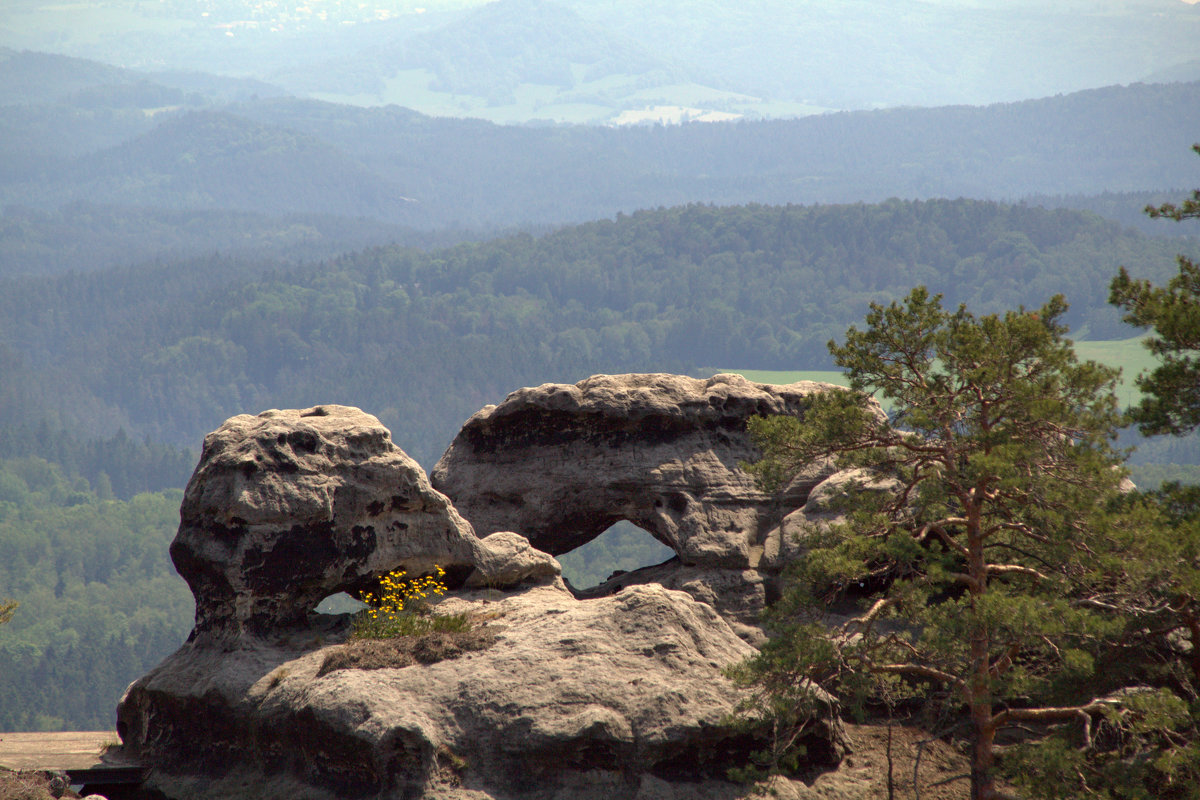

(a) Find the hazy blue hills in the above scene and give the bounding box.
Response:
[557,0,1200,110]
[0,47,284,108]
[4,73,1199,231]
[5,1,1200,123]
[56,110,418,220]
[263,0,1200,121]
[0,47,130,106]
[368,0,677,100]
[1144,56,1200,85]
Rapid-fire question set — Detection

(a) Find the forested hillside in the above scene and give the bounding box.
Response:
[0,203,466,277]
[0,459,188,730]
[2,199,1192,467]
[1025,189,1200,238]
[1,198,1196,731]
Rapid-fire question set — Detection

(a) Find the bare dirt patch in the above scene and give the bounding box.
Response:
[0,768,80,800]
[790,718,1016,800]
[316,628,498,677]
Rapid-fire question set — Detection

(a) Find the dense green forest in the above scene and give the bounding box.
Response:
[1025,189,1200,238]
[0,458,188,730]
[2,198,1199,730]
[3,199,1192,466]
[0,202,480,277]
[0,424,194,501]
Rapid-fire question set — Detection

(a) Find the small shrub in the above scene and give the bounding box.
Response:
[266,667,289,690]
[0,599,17,627]
[435,744,469,784]
[351,566,471,639]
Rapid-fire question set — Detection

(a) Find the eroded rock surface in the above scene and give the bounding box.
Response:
[432,373,843,566]
[119,583,839,800]
[431,374,863,633]
[118,391,850,799]
[170,404,554,638]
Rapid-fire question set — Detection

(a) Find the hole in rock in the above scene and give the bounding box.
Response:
[314,591,367,615]
[558,520,675,592]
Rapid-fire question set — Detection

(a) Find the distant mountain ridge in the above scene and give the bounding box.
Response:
[0,47,285,108]
[4,0,1200,122]
[389,0,677,98]
[4,74,1197,229]
[280,0,1200,121]
[63,110,417,219]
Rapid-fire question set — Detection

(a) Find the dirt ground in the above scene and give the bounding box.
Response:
[754,719,998,800]
[0,768,82,800]
[0,732,114,772]
[826,721,971,799]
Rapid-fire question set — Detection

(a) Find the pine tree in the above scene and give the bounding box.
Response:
[1109,143,1200,435]
[732,288,1140,800]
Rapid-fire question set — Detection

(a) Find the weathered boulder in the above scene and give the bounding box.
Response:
[432,373,844,567]
[465,531,563,589]
[169,404,555,638]
[118,583,840,800]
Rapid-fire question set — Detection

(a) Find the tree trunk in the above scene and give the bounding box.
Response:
[967,506,996,800]
[970,709,997,800]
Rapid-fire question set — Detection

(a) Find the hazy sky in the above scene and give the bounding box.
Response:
[3,0,1199,122]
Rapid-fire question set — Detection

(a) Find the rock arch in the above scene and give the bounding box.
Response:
[116,385,855,800]
[431,373,851,630]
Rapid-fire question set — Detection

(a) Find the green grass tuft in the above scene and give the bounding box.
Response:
[350,608,473,640]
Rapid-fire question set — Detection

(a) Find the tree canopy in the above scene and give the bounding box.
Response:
[732,288,1172,799]
[1110,144,1200,436]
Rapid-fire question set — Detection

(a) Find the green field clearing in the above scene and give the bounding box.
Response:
[722,368,849,388]
[723,335,1157,410]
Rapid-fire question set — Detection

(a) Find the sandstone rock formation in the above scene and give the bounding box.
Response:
[120,583,840,800]
[431,373,865,635]
[117,384,863,799]
[170,405,556,638]
[432,373,836,565]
